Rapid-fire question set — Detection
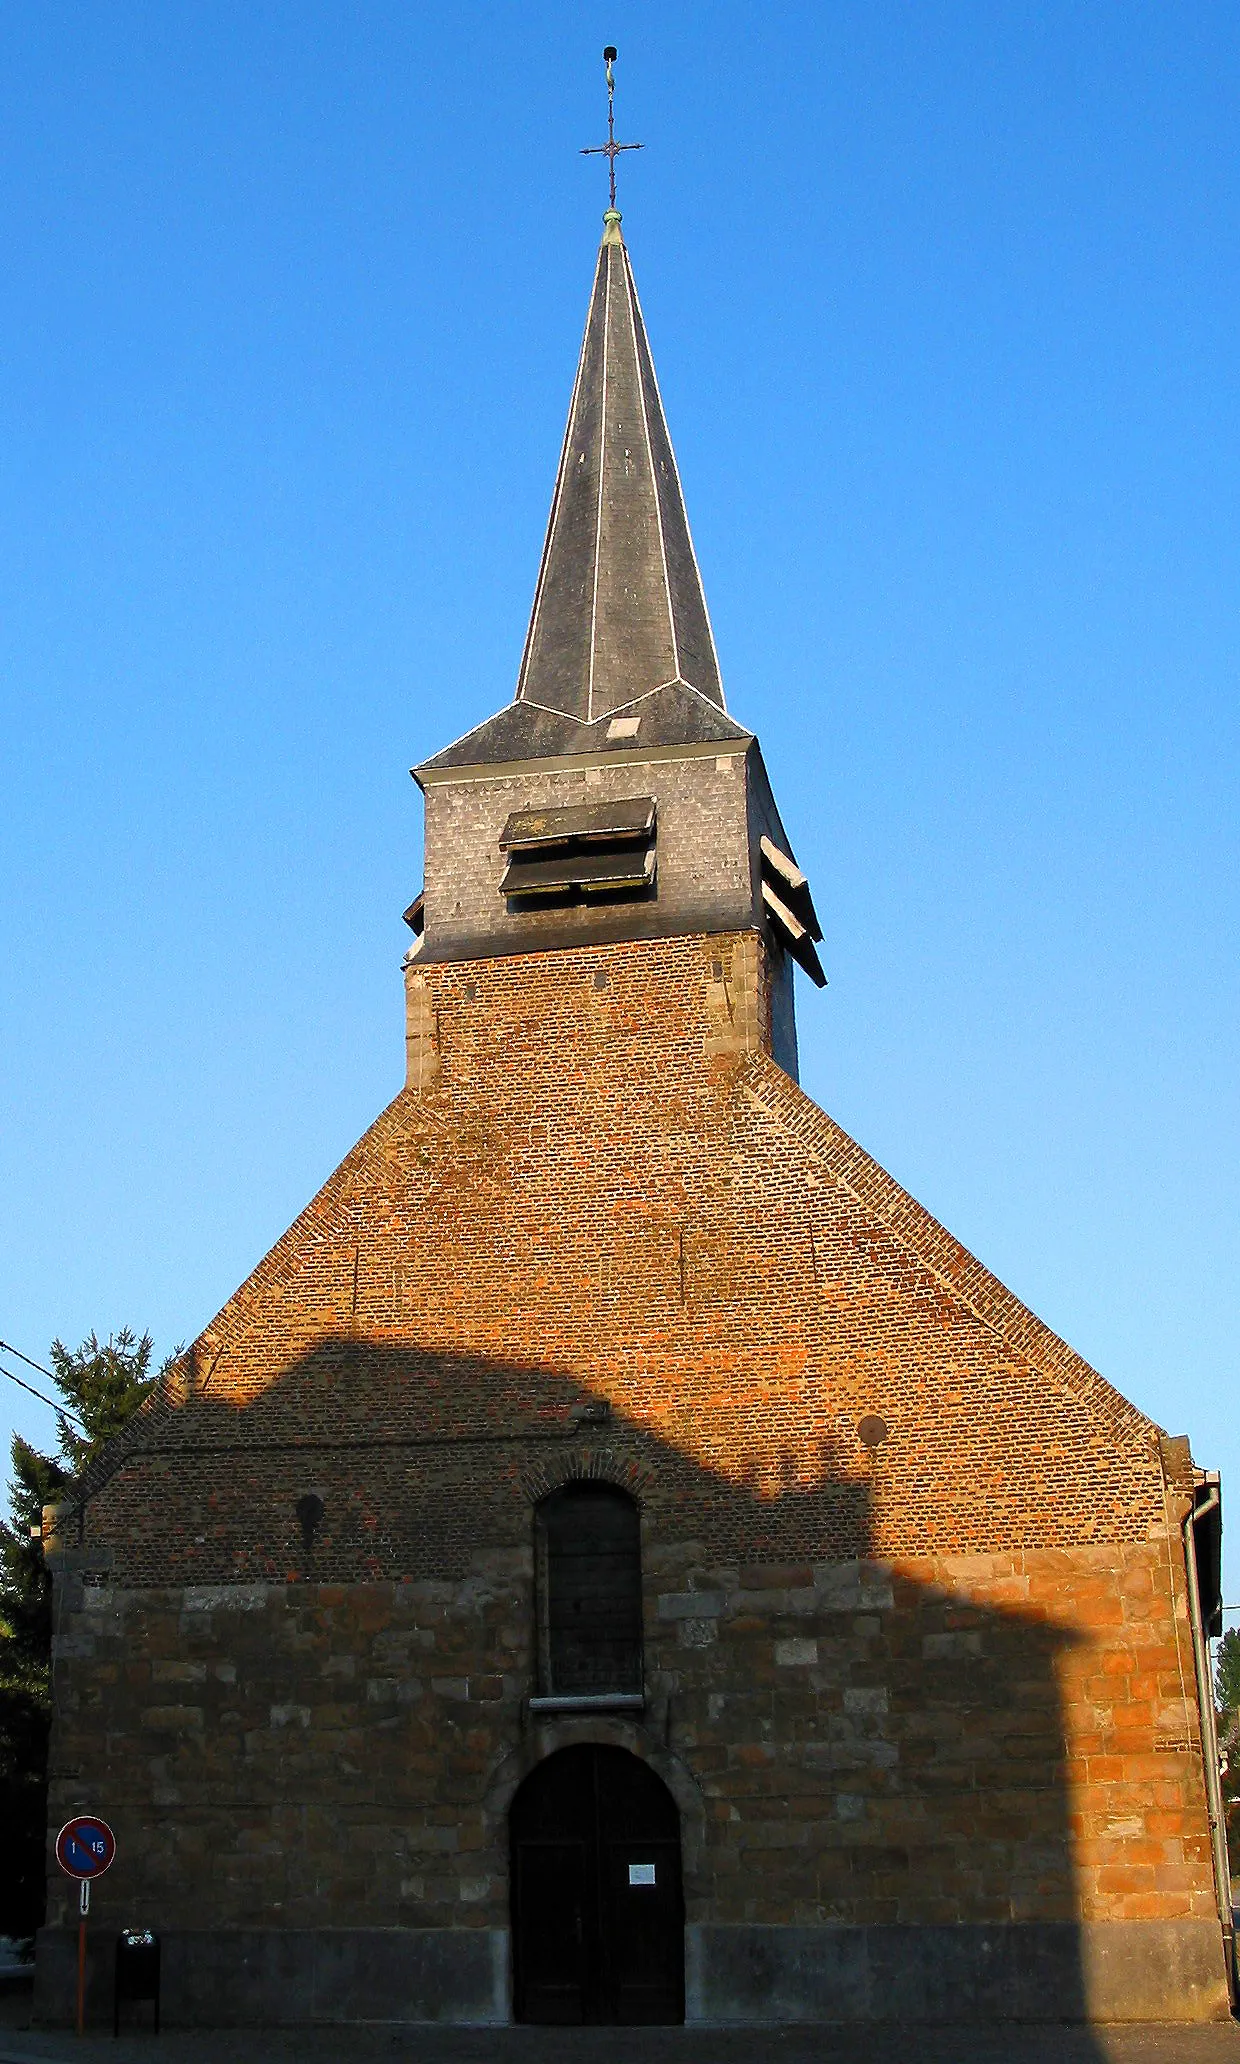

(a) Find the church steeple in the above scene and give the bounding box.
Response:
[515,211,725,724]
[412,86,825,1022]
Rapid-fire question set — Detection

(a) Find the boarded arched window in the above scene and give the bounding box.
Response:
[536,1482,643,1697]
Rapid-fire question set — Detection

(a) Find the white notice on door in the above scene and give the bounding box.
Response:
[628,1863,656,1886]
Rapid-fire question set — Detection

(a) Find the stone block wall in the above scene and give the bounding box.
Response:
[43,1532,1226,2022]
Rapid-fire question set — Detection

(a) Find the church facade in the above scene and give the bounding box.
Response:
[38,209,1231,2029]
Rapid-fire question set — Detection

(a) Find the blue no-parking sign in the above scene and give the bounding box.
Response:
[55,1816,116,1880]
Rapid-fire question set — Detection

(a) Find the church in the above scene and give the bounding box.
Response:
[38,187,1231,2029]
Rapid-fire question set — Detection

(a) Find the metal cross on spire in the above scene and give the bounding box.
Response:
[580,45,643,213]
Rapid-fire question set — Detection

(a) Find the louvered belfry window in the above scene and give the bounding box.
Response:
[500,798,656,905]
[536,1483,644,1696]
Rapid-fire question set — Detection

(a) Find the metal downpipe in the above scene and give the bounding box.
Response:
[1182,1484,1235,2005]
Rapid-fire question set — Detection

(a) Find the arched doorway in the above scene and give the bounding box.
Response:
[510,1743,684,2025]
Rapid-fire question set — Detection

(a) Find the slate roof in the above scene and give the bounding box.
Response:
[418,679,750,778]
[418,214,735,779]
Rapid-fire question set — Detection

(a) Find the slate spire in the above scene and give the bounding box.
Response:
[515,212,725,724]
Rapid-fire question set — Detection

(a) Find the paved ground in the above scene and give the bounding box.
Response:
[12,2028,1240,2064]
[2,1979,1238,2064]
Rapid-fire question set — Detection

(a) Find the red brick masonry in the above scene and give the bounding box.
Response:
[42,933,1229,2023]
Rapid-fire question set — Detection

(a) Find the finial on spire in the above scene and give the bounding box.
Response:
[580,43,643,218]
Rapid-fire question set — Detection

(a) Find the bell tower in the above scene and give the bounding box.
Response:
[407,172,823,1077]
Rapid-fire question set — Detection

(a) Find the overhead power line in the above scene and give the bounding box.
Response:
[0,1358,87,1433]
[0,1337,89,1433]
[0,1337,58,1382]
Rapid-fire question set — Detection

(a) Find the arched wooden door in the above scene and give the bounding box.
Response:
[510,1744,684,2024]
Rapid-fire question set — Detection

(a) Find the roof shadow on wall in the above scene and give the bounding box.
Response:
[66,1332,1145,2041]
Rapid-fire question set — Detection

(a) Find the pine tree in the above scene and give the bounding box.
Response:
[0,1437,70,1942]
[0,1330,164,1942]
[1217,1625,1240,1718]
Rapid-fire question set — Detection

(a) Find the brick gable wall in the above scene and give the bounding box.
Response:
[43,930,1226,2019]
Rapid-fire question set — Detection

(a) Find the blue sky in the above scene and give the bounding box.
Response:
[1,3,1237,1611]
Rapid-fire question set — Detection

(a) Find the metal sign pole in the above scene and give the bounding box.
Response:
[54,1814,116,2039]
[76,1878,89,2038]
